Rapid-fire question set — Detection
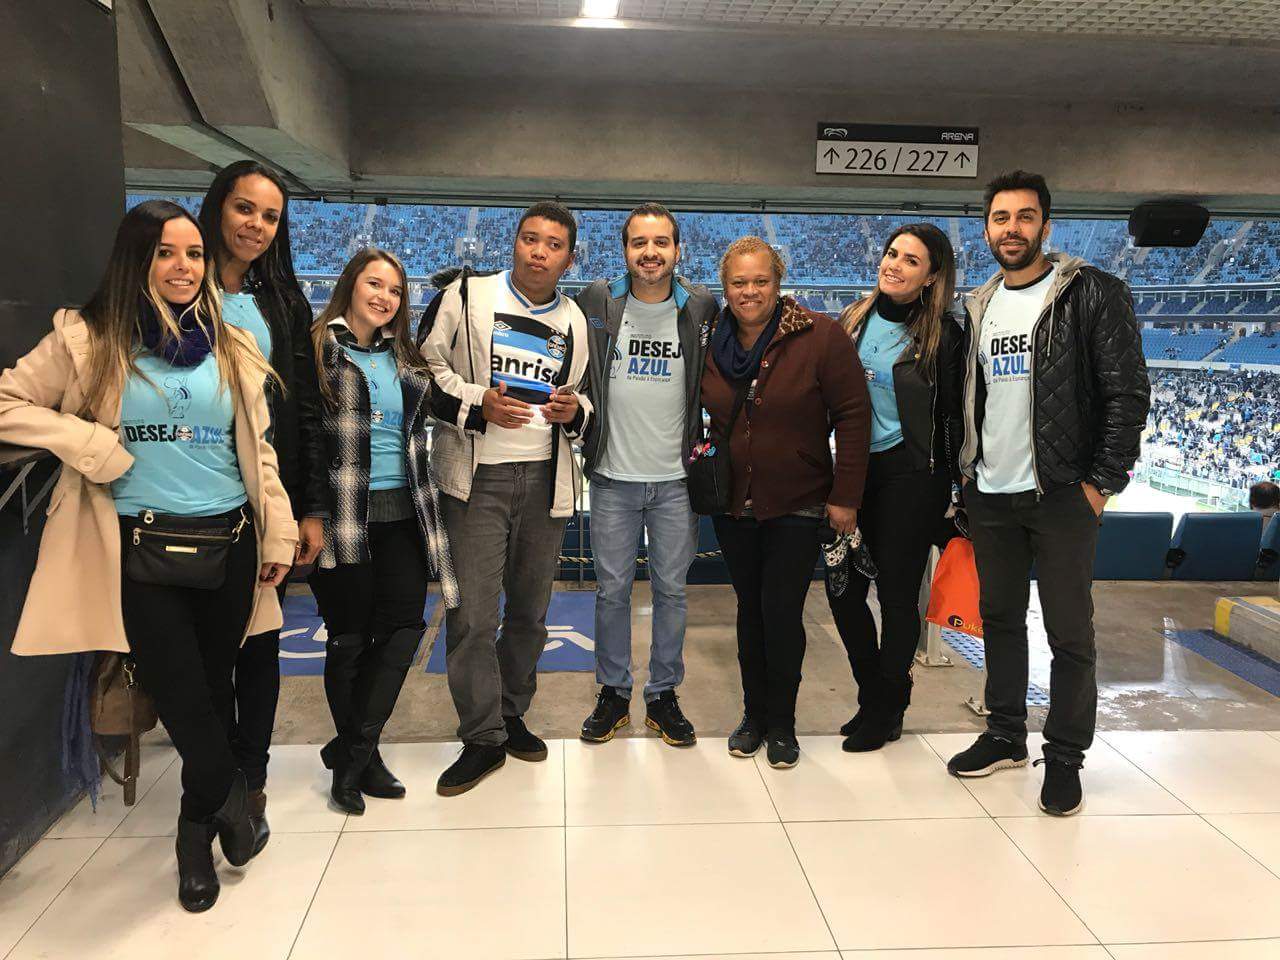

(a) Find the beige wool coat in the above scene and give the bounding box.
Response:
[0,309,298,656]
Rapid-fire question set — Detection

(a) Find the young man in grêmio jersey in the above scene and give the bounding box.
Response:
[421,201,593,797]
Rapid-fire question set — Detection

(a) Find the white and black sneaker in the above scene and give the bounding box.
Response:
[765,733,800,769]
[946,733,1028,778]
[1035,757,1084,816]
[727,716,765,758]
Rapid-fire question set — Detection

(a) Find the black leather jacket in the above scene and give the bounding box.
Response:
[849,296,964,484]
[959,253,1150,495]
[248,281,327,518]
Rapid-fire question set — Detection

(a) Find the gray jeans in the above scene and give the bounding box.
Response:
[440,460,567,746]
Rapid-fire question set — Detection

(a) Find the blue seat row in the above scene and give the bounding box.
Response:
[561,511,1280,585]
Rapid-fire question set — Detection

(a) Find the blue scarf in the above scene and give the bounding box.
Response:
[711,300,781,384]
[138,296,215,367]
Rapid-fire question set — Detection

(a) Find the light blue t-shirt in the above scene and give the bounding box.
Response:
[596,294,686,482]
[859,307,911,454]
[111,352,247,516]
[341,342,407,491]
[222,291,272,360]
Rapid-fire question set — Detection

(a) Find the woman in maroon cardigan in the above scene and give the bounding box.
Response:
[702,236,871,768]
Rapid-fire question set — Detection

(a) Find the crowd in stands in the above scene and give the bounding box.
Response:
[126,194,1280,291]
[1145,369,1280,487]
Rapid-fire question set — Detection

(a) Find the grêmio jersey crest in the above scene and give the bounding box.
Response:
[490,312,567,405]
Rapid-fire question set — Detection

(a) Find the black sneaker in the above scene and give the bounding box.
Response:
[581,686,630,743]
[727,716,765,758]
[1035,757,1084,816]
[644,691,696,746]
[765,733,800,769]
[436,743,506,797]
[503,715,549,762]
[946,733,1029,778]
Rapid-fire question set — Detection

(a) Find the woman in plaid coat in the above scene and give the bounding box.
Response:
[309,248,458,815]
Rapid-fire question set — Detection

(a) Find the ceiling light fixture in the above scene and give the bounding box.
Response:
[580,0,620,18]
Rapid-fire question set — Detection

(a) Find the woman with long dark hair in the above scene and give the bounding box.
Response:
[199,161,324,849]
[829,222,964,752]
[310,248,458,813]
[0,201,296,911]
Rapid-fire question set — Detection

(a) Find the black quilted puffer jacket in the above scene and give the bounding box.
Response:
[958,252,1150,495]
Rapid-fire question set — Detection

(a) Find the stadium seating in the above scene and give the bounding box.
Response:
[1094,512,1175,580]
[126,193,1280,294]
[1166,512,1264,581]
[1217,332,1280,365]
[1141,328,1224,362]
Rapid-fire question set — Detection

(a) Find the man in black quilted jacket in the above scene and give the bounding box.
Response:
[946,171,1150,816]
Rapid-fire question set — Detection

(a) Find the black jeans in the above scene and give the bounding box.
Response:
[309,518,428,761]
[965,483,1101,764]
[713,513,821,735]
[120,507,257,821]
[231,614,281,793]
[828,444,951,681]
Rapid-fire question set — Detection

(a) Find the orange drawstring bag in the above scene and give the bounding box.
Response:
[925,537,984,638]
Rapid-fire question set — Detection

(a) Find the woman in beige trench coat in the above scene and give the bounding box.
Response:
[0,200,297,914]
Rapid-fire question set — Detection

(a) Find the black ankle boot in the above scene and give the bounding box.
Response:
[176,817,219,912]
[330,750,367,815]
[842,675,911,753]
[211,770,257,867]
[247,788,270,856]
[840,655,880,736]
[360,748,406,799]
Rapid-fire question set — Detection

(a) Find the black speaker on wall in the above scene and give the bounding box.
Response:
[1128,201,1211,248]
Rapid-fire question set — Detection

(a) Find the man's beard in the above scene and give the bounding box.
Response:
[989,231,1044,271]
[631,259,674,285]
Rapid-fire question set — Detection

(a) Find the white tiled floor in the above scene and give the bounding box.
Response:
[4,731,1280,959]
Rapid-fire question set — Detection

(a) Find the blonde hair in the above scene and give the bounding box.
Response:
[719,236,786,288]
[838,223,957,385]
[312,248,428,407]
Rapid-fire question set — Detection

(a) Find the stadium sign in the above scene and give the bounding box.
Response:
[817,123,979,179]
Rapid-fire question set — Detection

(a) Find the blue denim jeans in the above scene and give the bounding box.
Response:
[589,475,698,703]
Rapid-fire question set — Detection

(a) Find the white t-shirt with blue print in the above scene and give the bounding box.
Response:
[111,352,247,516]
[977,264,1058,494]
[597,294,685,482]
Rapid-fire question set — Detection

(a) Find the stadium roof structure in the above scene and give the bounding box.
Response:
[300,0,1280,42]
[122,0,1280,214]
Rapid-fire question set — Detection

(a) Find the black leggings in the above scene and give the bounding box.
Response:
[827,444,951,681]
[231,616,281,793]
[121,507,257,821]
[713,513,821,735]
[309,518,428,761]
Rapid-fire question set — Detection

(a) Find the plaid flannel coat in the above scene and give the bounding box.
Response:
[316,333,459,608]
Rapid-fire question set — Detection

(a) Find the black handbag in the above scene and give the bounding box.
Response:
[687,382,750,516]
[124,508,249,590]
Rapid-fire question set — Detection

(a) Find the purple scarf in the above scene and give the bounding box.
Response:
[138,296,215,367]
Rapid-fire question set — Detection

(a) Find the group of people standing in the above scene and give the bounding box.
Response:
[0,166,1148,914]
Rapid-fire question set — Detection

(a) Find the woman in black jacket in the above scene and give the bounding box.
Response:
[199,161,326,849]
[829,222,963,752]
